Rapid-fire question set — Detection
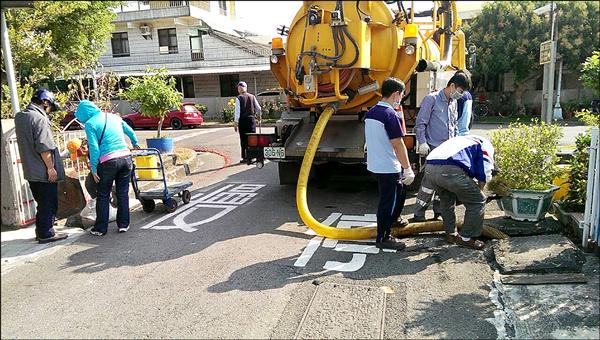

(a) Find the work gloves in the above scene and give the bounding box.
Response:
[417,142,430,156]
[401,167,415,185]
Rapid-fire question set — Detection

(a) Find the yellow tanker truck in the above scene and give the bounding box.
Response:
[261,1,482,239]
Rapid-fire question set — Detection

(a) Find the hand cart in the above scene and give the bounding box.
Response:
[130,148,193,213]
[244,111,276,168]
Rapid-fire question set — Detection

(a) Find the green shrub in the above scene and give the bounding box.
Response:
[195,103,208,114]
[490,120,563,190]
[563,133,591,212]
[575,109,600,127]
[221,98,235,123]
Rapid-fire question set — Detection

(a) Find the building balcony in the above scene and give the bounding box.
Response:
[113,1,212,23]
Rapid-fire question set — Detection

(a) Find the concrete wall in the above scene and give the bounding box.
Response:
[1,120,18,226]
[98,20,265,74]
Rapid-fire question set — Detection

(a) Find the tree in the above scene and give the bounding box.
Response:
[464,1,600,105]
[2,1,120,84]
[580,51,600,97]
[122,69,183,139]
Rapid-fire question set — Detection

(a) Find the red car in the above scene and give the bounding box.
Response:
[122,103,204,130]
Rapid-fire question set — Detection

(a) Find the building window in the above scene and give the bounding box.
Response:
[158,28,178,54]
[183,76,195,98]
[220,74,239,97]
[111,32,130,57]
[218,0,227,15]
[190,30,206,61]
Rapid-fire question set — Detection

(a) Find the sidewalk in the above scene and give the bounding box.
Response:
[1,148,203,275]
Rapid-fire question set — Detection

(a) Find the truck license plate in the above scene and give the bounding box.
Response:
[264,147,285,159]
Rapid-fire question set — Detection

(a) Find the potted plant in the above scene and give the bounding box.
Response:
[122,68,183,153]
[489,120,563,221]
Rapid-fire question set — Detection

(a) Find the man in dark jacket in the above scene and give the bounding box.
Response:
[233,81,262,163]
[14,89,68,243]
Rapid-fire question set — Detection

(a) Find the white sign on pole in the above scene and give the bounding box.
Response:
[539,40,554,65]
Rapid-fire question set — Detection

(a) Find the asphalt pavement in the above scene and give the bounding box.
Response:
[1,123,595,339]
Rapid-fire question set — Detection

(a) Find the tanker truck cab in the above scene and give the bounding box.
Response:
[263,1,467,187]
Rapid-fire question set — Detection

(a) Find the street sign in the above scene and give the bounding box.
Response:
[540,40,554,65]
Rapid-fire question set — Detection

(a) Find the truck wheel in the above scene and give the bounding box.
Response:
[278,162,300,185]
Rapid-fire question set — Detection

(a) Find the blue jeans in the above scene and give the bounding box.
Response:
[28,181,58,239]
[375,173,407,243]
[94,156,133,233]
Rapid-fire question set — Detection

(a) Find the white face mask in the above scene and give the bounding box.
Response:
[450,86,464,100]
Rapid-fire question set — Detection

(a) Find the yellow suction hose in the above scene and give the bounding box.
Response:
[295,105,508,240]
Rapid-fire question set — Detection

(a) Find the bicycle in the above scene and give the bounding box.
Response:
[473,99,490,118]
[496,93,514,118]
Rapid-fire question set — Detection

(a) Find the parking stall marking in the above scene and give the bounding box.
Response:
[141,183,266,232]
[294,213,397,272]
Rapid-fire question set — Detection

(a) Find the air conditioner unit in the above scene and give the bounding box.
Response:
[159,46,170,54]
[140,25,151,36]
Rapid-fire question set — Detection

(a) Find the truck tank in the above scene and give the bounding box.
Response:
[264,1,478,240]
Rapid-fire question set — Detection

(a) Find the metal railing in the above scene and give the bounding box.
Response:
[191,50,204,61]
[582,127,600,248]
[5,129,90,227]
[99,46,270,67]
[115,1,190,13]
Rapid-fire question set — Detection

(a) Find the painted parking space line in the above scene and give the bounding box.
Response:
[141,183,266,233]
[172,128,227,142]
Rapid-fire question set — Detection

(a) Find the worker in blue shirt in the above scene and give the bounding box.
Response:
[365,78,415,251]
[419,135,495,250]
[413,72,472,222]
[457,90,473,136]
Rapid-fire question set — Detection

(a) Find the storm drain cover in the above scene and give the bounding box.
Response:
[294,282,386,339]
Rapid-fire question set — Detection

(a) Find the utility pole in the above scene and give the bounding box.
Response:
[546,1,557,124]
[553,58,563,120]
[1,9,20,114]
[536,2,558,124]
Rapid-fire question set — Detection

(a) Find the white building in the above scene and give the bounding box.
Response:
[98,1,280,117]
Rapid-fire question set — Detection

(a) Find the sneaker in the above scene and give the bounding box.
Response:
[432,213,442,221]
[392,218,410,228]
[38,233,68,244]
[375,237,406,251]
[118,226,129,233]
[90,229,106,236]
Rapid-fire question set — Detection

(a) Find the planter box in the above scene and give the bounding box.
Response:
[146,137,174,153]
[499,185,560,221]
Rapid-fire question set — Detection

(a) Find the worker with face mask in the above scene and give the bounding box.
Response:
[413,71,472,222]
[14,89,68,244]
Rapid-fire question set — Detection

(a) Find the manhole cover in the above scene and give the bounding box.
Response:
[295,282,386,339]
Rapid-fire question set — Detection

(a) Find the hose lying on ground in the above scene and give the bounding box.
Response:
[295,105,508,240]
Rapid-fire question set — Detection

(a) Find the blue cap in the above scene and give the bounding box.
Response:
[237,81,247,88]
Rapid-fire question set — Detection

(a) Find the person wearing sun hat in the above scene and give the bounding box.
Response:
[233,81,262,163]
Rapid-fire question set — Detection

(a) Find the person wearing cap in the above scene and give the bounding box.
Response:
[233,81,262,163]
[419,135,495,250]
[14,89,68,243]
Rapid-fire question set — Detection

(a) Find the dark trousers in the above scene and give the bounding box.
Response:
[425,164,486,238]
[238,116,256,160]
[375,173,407,243]
[28,181,58,239]
[94,156,132,233]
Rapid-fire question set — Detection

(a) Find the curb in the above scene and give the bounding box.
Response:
[198,122,276,128]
